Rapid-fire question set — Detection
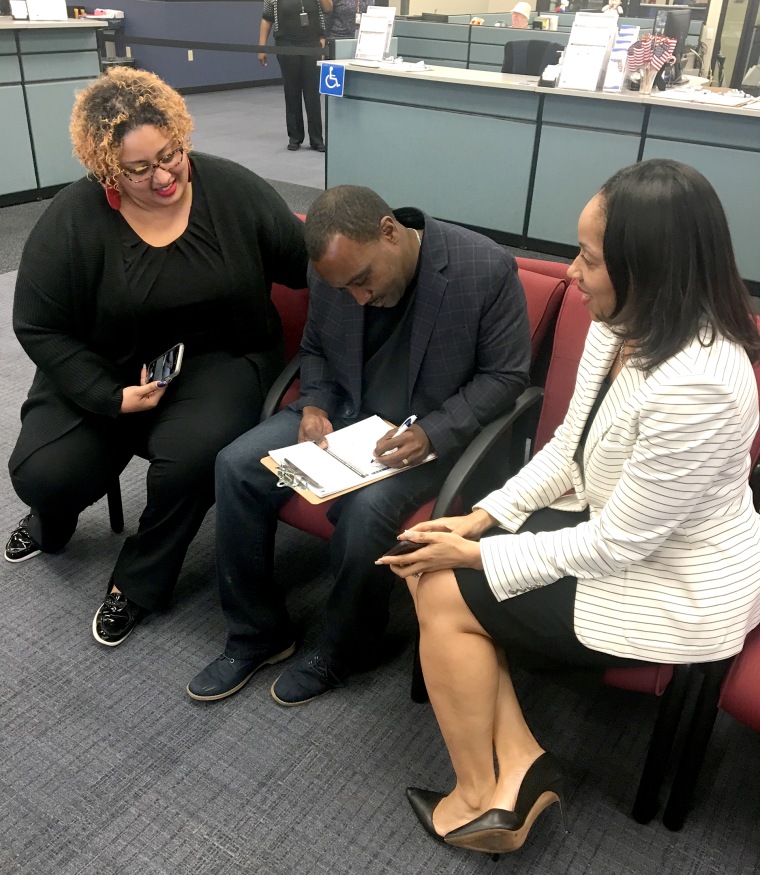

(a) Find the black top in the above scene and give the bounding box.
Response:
[360,219,423,424]
[574,373,611,474]
[119,175,232,364]
[11,152,308,469]
[263,0,326,41]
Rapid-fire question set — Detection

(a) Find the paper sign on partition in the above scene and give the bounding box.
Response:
[355,6,396,62]
[559,11,618,92]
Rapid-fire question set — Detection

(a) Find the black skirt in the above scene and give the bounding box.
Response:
[457,507,644,671]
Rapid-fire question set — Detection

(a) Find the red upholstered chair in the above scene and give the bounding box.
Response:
[661,624,760,831]
[515,257,571,282]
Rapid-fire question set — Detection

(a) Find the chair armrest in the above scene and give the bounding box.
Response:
[431,386,544,518]
[260,356,301,421]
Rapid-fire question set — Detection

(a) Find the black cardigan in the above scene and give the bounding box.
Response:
[11,152,308,468]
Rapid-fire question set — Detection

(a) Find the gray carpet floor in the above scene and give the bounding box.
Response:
[1,85,758,875]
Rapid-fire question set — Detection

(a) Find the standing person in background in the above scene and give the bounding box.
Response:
[259,0,332,152]
[328,0,370,40]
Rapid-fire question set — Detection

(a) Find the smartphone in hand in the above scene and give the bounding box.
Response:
[382,540,425,559]
[147,342,184,384]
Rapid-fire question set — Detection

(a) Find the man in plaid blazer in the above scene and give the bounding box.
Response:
[187,185,530,705]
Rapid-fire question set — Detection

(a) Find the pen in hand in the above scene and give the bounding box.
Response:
[372,415,418,464]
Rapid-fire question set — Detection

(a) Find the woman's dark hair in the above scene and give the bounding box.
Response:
[600,158,760,368]
[305,186,393,261]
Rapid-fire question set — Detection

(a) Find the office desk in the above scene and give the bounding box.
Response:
[325,64,760,285]
[0,17,104,205]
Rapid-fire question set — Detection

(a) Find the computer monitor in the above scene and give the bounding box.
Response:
[654,7,690,85]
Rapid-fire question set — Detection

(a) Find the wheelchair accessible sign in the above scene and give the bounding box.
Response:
[320,63,346,97]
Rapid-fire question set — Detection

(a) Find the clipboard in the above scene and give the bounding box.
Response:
[259,455,407,504]
[261,414,435,503]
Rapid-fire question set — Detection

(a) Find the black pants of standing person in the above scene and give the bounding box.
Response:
[8,351,268,613]
[276,39,324,147]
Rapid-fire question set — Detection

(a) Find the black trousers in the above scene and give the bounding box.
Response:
[276,40,323,145]
[9,352,267,612]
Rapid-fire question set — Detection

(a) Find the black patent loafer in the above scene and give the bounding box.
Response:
[5,516,42,563]
[92,592,145,647]
[186,641,296,702]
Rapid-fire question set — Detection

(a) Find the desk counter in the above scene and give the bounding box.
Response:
[325,63,760,285]
[0,16,104,205]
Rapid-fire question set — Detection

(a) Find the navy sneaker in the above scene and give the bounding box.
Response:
[271,648,345,706]
[187,641,296,702]
[92,592,145,647]
[5,516,42,563]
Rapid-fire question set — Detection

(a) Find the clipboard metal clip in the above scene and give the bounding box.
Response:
[276,458,324,493]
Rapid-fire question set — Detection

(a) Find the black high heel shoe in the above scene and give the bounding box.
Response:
[406,787,448,844]
[444,753,565,854]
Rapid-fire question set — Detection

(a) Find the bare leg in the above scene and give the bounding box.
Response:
[410,570,543,835]
[491,648,544,810]
[412,569,498,835]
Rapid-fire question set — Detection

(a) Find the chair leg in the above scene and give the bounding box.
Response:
[631,664,691,824]
[410,628,429,704]
[661,659,731,831]
[107,478,124,534]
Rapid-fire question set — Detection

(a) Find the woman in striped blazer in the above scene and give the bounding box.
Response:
[377,159,760,855]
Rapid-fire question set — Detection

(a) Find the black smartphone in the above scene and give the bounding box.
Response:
[147,342,184,384]
[382,540,424,559]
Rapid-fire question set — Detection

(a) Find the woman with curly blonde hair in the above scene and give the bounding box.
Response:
[7,68,308,648]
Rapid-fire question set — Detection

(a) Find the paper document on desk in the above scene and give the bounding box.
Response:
[268,415,435,498]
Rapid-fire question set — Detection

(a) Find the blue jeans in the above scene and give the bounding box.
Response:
[215,408,453,665]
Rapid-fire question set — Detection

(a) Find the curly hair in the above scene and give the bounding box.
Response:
[70,67,194,184]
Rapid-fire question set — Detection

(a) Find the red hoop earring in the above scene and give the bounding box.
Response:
[105,183,121,211]
[186,158,192,182]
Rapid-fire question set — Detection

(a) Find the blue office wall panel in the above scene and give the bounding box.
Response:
[468,44,503,66]
[25,80,91,188]
[18,29,98,53]
[343,71,540,121]
[126,44,279,90]
[0,85,37,196]
[529,126,641,245]
[327,97,534,234]
[647,105,759,150]
[642,138,760,284]
[393,36,468,62]
[0,32,16,54]
[393,22,469,42]
[116,0,281,89]
[0,54,21,84]
[22,51,100,82]
[542,93,645,134]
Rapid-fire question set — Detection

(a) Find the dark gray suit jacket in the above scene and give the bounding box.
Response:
[292,211,531,459]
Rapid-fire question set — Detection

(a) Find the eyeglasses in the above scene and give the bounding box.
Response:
[118,146,185,183]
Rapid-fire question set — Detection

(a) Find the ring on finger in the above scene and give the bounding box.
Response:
[402,458,410,467]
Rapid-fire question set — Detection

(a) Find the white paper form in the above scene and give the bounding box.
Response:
[268,415,435,498]
[559,12,618,92]
[355,6,395,61]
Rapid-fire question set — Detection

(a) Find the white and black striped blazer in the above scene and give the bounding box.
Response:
[476,320,760,663]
